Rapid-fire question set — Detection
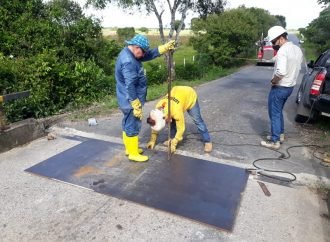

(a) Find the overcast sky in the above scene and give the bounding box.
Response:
[77,0,325,30]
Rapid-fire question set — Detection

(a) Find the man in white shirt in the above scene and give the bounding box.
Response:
[261,26,303,149]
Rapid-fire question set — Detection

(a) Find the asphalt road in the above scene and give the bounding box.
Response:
[60,59,330,181]
[1,36,330,241]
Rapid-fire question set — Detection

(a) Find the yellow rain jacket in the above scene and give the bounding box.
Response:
[156,86,197,141]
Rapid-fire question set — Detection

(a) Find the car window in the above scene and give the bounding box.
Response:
[325,56,330,68]
[314,53,324,66]
[314,52,328,66]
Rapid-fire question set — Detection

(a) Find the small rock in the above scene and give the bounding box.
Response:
[88,118,98,126]
[47,133,56,140]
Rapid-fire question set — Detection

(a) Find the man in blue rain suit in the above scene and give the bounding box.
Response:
[115,34,175,162]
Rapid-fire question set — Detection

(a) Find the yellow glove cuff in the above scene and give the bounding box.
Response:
[147,131,158,149]
[150,131,158,142]
[158,40,175,55]
[130,99,141,109]
[171,138,179,146]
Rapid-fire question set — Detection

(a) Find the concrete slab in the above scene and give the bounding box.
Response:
[0,134,329,241]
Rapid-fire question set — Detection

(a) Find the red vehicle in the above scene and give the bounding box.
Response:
[256,40,277,66]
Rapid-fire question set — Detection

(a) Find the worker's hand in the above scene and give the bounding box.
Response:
[170,138,179,153]
[147,132,158,149]
[164,138,179,153]
[271,75,281,86]
[158,40,176,55]
[271,79,276,85]
[130,99,143,120]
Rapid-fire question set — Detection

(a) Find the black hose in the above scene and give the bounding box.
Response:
[184,131,330,183]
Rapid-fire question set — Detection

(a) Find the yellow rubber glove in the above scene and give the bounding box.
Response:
[165,138,179,153]
[130,99,142,120]
[158,40,176,55]
[170,138,179,153]
[147,131,158,149]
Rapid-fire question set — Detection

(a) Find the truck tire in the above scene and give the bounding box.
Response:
[295,114,309,123]
[295,100,310,123]
[295,101,318,123]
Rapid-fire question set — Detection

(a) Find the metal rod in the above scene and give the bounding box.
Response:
[1,91,30,103]
[167,50,173,161]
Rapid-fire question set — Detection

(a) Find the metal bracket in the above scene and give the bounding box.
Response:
[0,91,30,131]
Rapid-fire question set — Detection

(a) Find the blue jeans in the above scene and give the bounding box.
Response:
[171,100,211,143]
[268,86,294,142]
[121,108,141,137]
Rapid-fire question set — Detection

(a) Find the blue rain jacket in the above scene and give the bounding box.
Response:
[115,47,160,109]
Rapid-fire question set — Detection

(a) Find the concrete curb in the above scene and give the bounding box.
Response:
[0,114,68,153]
[0,118,45,153]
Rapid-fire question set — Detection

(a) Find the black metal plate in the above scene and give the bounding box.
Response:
[25,137,248,231]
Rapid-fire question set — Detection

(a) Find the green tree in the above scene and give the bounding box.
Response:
[0,0,50,56]
[174,20,185,32]
[87,0,225,43]
[241,7,279,40]
[274,15,286,28]
[190,8,260,67]
[194,0,225,19]
[86,0,225,82]
[302,6,330,52]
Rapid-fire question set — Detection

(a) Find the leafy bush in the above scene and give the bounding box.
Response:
[145,63,167,85]
[0,0,120,122]
[139,27,149,33]
[190,7,280,67]
[2,50,115,121]
[116,27,135,42]
[175,63,204,80]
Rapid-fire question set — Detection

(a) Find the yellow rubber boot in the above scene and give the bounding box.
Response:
[123,131,143,155]
[126,136,149,162]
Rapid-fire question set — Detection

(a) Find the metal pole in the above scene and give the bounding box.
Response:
[167,50,173,161]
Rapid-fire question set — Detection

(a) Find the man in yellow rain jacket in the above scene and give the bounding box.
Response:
[146,86,212,153]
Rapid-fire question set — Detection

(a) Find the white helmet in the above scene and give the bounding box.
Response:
[267,26,287,42]
[149,109,165,132]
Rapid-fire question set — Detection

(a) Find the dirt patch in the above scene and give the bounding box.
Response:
[105,153,124,167]
[73,165,103,177]
[296,121,330,164]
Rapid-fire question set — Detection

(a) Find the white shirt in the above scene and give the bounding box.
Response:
[273,41,303,87]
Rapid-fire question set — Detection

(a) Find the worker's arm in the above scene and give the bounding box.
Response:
[142,40,176,62]
[272,50,286,85]
[163,112,185,153]
[173,112,185,142]
[271,75,283,85]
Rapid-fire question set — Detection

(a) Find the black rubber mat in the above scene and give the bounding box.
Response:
[25,137,248,231]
